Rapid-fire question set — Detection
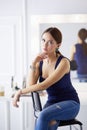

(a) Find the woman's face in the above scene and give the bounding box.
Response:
[41,32,58,54]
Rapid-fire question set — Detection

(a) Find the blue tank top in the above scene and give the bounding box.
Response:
[39,55,80,103]
[74,44,87,74]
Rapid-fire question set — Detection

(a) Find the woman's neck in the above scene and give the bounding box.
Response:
[46,53,60,64]
[78,38,83,44]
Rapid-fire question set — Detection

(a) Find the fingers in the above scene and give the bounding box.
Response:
[12,92,21,107]
[12,95,19,107]
[11,93,15,98]
[13,99,19,107]
[38,52,48,59]
[33,52,48,64]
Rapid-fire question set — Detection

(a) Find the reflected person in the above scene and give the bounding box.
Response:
[70,28,87,82]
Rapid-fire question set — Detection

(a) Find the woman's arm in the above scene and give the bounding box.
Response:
[12,52,48,107]
[27,52,48,86]
[13,58,69,107]
[27,62,40,86]
[70,45,76,60]
[21,58,70,94]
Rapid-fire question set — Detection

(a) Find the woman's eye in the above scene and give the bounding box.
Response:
[48,41,53,45]
[47,41,53,45]
[41,39,45,43]
[41,39,53,45]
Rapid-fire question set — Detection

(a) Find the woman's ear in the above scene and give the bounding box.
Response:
[57,43,61,48]
[55,48,59,53]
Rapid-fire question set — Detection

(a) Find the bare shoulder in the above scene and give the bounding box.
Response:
[61,57,70,66]
[58,57,70,73]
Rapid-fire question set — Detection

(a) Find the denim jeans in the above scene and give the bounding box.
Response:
[35,100,80,130]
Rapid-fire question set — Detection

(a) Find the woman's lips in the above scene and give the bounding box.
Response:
[43,48,47,51]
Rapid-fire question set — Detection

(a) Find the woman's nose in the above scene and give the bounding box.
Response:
[44,42,48,46]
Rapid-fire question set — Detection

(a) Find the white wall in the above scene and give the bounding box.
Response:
[0,0,23,16]
[0,0,27,87]
[28,0,87,14]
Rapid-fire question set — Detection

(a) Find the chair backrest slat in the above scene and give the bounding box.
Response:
[31,92,42,112]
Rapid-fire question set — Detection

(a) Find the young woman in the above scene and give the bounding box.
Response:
[13,27,80,130]
[70,28,87,82]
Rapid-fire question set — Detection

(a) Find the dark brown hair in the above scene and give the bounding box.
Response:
[78,28,87,55]
[78,28,87,42]
[42,27,62,44]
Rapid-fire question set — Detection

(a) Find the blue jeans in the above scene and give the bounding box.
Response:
[35,100,80,130]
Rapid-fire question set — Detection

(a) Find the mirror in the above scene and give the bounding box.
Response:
[30,14,87,82]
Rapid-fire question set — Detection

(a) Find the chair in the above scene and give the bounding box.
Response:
[31,91,83,130]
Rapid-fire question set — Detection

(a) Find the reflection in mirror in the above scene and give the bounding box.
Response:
[70,28,87,83]
[31,14,87,82]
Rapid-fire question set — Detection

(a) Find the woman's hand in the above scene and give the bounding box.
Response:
[33,52,48,65]
[12,89,22,107]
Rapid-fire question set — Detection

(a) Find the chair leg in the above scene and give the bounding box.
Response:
[80,125,83,130]
[69,124,82,130]
[70,125,72,130]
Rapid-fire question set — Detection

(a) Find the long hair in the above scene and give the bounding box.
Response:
[78,28,87,55]
[42,27,62,43]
